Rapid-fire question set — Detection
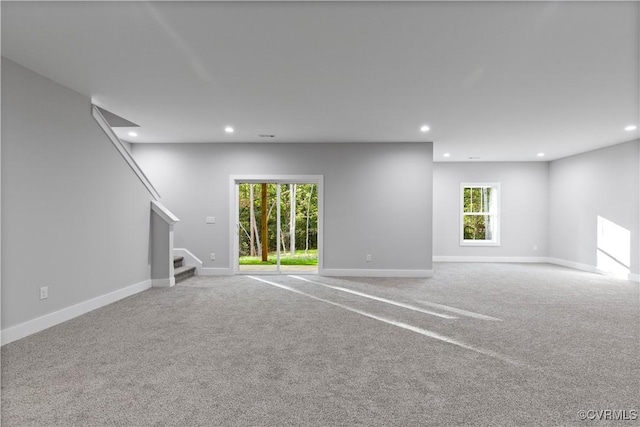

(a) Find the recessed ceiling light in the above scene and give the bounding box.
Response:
[225,126,234,134]
[624,125,637,131]
[537,152,545,157]
[128,131,138,137]
[420,125,430,132]
[443,153,451,158]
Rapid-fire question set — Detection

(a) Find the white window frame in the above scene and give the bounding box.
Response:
[460,182,500,246]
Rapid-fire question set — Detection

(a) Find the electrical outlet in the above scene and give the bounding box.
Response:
[206,216,216,224]
[366,254,372,262]
[210,252,216,261]
[533,245,538,251]
[40,286,48,300]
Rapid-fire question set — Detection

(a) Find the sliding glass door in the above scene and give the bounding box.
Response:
[236,181,318,274]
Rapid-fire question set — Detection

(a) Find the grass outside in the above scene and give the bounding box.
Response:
[239,249,318,265]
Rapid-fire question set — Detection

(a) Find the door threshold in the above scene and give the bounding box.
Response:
[235,271,319,275]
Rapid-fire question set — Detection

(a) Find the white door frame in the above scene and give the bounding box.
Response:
[229,175,324,274]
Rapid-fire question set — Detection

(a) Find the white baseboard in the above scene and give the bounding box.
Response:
[435,256,639,282]
[594,269,639,282]
[1,279,152,346]
[174,247,222,276]
[543,258,639,282]
[546,257,598,274]
[320,269,434,278]
[433,256,548,263]
[152,277,175,288]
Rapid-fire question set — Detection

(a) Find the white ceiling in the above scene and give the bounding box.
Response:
[2,1,639,161]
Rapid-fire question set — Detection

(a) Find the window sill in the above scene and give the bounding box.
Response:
[460,241,500,247]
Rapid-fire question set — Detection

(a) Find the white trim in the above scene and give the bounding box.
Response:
[433,256,547,263]
[230,178,238,274]
[174,249,233,276]
[595,268,633,281]
[174,248,203,266]
[437,256,639,282]
[152,277,175,288]
[1,279,152,346]
[230,175,323,184]
[173,248,232,276]
[320,269,434,278]
[459,240,501,247]
[151,200,179,225]
[91,105,160,200]
[548,257,639,282]
[460,182,500,247]
[546,257,598,274]
[236,270,317,276]
[276,184,282,268]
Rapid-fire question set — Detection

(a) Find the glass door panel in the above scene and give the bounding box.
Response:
[279,183,318,274]
[238,183,278,273]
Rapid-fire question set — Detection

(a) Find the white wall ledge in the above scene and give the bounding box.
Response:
[151,200,180,225]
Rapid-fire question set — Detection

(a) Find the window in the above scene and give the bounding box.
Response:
[460,183,500,246]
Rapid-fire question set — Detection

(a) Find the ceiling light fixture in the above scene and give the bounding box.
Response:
[225,126,234,134]
[128,131,138,137]
[624,125,637,131]
[443,153,451,158]
[537,152,545,157]
[420,125,430,132]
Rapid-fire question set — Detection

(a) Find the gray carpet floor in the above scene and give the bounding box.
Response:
[2,263,639,426]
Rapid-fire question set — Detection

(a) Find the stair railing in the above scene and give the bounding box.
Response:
[91,105,160,200]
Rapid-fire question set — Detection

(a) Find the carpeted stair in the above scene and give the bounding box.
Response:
[174,255,196,283]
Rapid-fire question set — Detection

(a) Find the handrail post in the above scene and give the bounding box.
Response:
[150,201,180,287]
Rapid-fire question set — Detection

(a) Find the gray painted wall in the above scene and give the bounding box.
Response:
[1,58,153,328]
[150,211,171,281]
[132,142,434,273]
[433,162,549,258]
[549,140,640,276]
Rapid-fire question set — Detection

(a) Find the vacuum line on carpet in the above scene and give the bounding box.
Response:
[248,276,525,367]
[414,300,503,321]
[288,275,457,320]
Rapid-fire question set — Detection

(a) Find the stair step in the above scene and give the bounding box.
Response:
[173,256,184,268]
[174,265,196,284]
